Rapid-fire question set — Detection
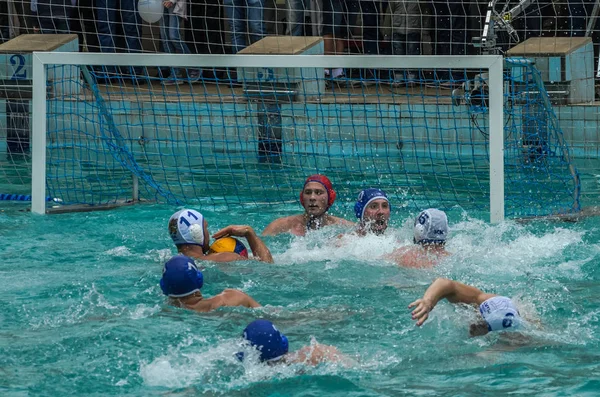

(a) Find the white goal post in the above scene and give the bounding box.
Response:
[31,52,504,221]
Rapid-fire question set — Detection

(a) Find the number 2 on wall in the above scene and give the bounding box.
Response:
[10,54,27,80]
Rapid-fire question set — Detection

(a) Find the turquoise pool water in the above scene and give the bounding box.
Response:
[1,203,599,396]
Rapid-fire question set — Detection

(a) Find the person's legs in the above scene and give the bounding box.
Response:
[322,0,346,79]
[0,1,10,43]
[567,0,587,37]
[406,31,421,81]
[58,18,70,33]
[159,10,175,55]
[392,32,421,83]
[159,9,179,82]
[79,0,101,52]
[68,1,87,52]
[431,0,452,81]
[201,0,227,79]
[96,0,117,52]
[168,15,191,54]
[392,32,406,56]
[168,12,200,79]
[359,0,379,55]
[323,0,342,55]
[247,0,266,45]
[187,0,206,54]
[95,0,120,76]
[322,0,338,54]
[391,32,406,83]
[38,16,60,34]
[14,0,35,34]
[120,0,143,77]
[206,1,226,54]
[406,31,421,55]
[361,0,381,81]
[346,0,377,83]
[287,0,308,36]
[224,0,248,54]
[449,0,466,56]
[120,0,142,52]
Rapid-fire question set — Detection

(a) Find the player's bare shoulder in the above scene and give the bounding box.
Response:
[263,214,305,235]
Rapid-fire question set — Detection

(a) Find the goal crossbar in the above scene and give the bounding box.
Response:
[31,52,504,221]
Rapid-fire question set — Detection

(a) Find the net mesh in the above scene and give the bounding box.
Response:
[21,53,580,218]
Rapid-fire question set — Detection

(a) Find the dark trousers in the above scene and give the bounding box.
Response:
[187,0,226,54]
[13,0,35,34]
[392,32,421,55]
[347,0,381,55]
[431,0,468,56]
[36,16,70,34]
[95,0,142,76]
[561,0,591,36]
[431,0,468,80]
[96,0,142,53]
[0,1,9,43]
[69,0,100,53]
[186,0,228,78]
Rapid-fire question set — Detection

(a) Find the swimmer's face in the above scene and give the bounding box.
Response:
[470,321,490,337]
[302,182,329,216]
[362,198,390,234]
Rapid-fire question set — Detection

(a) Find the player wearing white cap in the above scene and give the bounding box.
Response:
[389,208,451,268]
[409,278,523,337]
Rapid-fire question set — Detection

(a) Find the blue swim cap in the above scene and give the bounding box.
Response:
[159,255,204,297]
[239,320,289,362]
[354,188,390,220]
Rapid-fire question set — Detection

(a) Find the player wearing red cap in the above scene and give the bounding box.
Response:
[262,174,354,236]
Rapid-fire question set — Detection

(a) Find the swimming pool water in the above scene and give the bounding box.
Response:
[1,203,599,396]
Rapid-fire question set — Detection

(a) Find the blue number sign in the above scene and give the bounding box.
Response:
[10,54,27,80]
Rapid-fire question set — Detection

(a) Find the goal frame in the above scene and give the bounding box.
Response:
[31,52,504,221]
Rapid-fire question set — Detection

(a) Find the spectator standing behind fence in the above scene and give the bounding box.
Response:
[322,0,382,86]
[31,0,74,34]
[560,0,588,37]
[347,0,382,87]
[186,0,227,80]
[224,0,266,54]
[12,1,36,35]
[322,0,349,83]
[160,0,200,85]
[287,0,308,36]
[388,0,429,86]
[0,1,10,43]
[95,0,142,80]
[430,0,468,86]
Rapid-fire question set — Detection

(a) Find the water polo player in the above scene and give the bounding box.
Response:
[159,255,261,312]
[237,319,347,365]
[409,278,524,337]
[389,208,451,268]
[169,209,273,263]
[262,174,353,236]
[354,188,391,236]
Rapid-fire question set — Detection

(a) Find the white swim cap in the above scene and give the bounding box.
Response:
[479,296,522,332]
[414,208,448,244]
[169,209,205,246]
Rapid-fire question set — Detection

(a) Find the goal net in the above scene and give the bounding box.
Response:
[25,50,579,221]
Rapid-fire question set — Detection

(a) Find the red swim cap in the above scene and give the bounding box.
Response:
[300,174,336,209]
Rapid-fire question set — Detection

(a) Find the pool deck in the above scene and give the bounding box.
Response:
[90,79,456,105]
[88,79,600,107]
